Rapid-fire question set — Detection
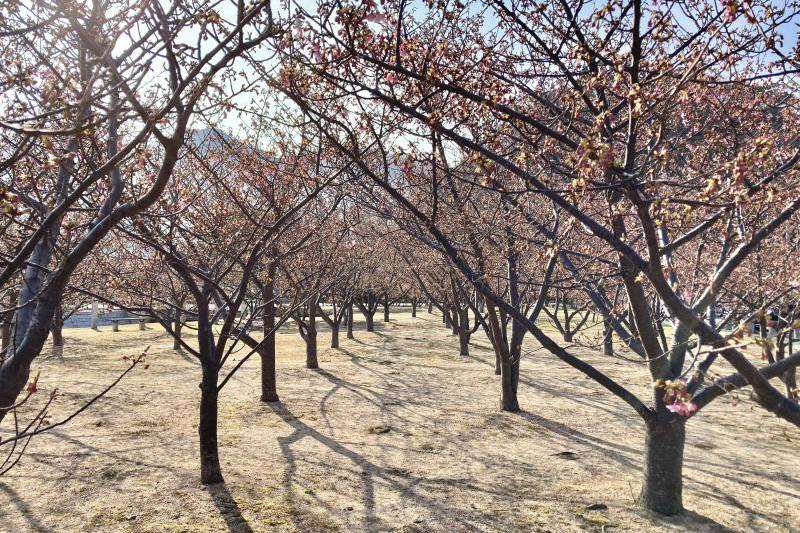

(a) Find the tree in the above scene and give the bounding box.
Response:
[282,0,800,515]
[105,123,334,483]
[0,0,280,423]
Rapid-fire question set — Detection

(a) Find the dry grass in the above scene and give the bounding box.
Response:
[0,310,798,532]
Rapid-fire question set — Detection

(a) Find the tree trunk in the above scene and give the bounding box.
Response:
[458,308,469,356]
[346,302,354,339]
[603,319,613,356]
[451,309,459,336]
[199,365,224,484]
[1,291,14,351]
[50,322,64,347]
[639,416,685,515]
[260,344,279,402]
[0,316,10,352]
[486,306,504,375]
[383,297,390,322]
[458,330,469,357]
[427,301,433,314]
[500,335,522,413]
[173,309,183,351]
[782,332,797,401]
[411,300,417,318]
[785,367,798,401]
[331,324,339,349]
[50,303,64,348]
[562,331,573,343]
[306,305,318,369]
[487,302,520,412]
[500,355,520,412]
[627,304,639,338]
[758,315,773,363]
[260,269,279,402]
[365,312,374,332]
[90,300,99,330]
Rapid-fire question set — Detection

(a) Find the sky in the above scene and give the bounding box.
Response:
[11,0,797,138]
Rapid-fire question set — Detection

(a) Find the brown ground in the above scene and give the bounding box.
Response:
[0,310,798,532]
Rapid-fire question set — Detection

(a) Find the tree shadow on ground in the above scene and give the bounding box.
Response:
[267,402,377,531]
[207,482,254,533]
[648,509,738,532]
[265,400,517,532]
[516,410,640,469]
[0,482,53,532]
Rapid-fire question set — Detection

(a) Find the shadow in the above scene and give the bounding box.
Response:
[9,307,796,532]
[175,347,200,366]
[0,482,54,532]
[265,401,509,532]
[207,483,254,533]
[267,402,377,531]
[516,410,640,469]
[462,346,640,424]
[648,509,738,532]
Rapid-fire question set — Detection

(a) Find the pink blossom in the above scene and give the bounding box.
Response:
[364,12,388,24]
[666,402,697,417]
[310,42,323,63]
[385,72,399,85]
[293,18,304,40]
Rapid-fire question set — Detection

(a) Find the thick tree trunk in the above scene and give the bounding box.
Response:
[488,300,520,412]
[562,331,573,343]
[639,416,685,515]
[458,330,469,357]
[306,332,318,368]
[411,300,417,318]
[0,317,10,351]
[782,333,797,401]
[90,300,99,330]
[603,319,613,356]
[172,309,183,350]
[427,301,433,314]
[346,302,354,339]
[306,305,318,369]
[0,364,30,419]
[50,322,64,347]
[49,302,65,359]
[758,316,773,363]
[50,304,64,348]
[365,312,374,332]
[383,297,390,322]
[331,324,339,349]
[457,308,469,356]
[260,269,279,402]
[0,130,84,421]
[627,304,639,338]
[785,368,798,401]
[1,291,14,351]
[500,354,520,412]
[485,305,506,377]
[451,309,459,336]
[260,344,279,402]
[199,366,224,484]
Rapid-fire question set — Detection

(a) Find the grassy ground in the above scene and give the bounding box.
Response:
[0,309,798,532]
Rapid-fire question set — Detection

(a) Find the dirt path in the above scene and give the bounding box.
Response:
[0,311,798,532]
